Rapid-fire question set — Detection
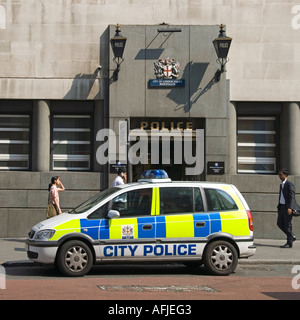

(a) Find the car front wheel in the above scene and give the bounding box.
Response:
[57,240,93,277]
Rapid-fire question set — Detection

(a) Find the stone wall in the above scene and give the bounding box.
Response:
[0,171,100,237]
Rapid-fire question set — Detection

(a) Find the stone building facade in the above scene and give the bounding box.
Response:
[0,0,299,238]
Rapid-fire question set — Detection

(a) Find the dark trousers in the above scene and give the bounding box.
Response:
[277,204,294,245]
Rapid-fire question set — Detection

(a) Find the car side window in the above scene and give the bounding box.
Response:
[110,188,153,217]
[204,188,238,211]
[160,187,194,214]
[88,202,109,220]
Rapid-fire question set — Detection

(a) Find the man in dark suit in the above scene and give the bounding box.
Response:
[277,169,298,248]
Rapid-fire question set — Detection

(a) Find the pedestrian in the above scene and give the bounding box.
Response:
[46,176,65,218]
[277,169,298,248]
[111,168,127,187]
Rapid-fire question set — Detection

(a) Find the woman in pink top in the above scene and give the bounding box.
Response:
[48,176,65,215]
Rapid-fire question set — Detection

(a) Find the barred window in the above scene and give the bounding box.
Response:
[237,117,277,174]
[51,115,91,171]
[0,115,30,170]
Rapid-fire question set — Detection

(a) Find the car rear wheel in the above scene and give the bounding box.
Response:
[57,240,93,277]
[203,240,238,276]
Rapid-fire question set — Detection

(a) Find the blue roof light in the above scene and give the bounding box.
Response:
[139,169,172,182]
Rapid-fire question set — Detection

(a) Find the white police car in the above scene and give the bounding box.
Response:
[26,170,255,276]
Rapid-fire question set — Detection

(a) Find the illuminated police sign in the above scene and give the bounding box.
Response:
[102,244,198,257]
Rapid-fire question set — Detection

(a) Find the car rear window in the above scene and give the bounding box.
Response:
[204,188,238,212]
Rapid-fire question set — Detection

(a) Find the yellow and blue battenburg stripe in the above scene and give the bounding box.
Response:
[49,210,249,242]
[155,213,222,238]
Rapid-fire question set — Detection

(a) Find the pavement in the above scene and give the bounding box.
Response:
[0,238,300,267]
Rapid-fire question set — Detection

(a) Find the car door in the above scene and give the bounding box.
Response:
[99,187,157,260]
[156,186,210,240]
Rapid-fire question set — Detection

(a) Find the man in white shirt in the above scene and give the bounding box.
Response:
[111,168,127,187]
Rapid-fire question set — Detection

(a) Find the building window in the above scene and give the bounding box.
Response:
[0,114,30,170]
[237,116,277,174]
[51,115,91,171]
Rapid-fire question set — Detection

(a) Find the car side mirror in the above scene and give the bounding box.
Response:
[107,210,120,219]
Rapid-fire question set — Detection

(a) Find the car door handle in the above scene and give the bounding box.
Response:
[143,224,153,230]
[196,222,206,228]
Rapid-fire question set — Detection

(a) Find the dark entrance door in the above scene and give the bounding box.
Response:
[130,118,205,182]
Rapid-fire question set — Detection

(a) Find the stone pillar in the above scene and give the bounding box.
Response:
[32,100,51,172]
[227,101,237,175]
[94,99,110,189]
[280,102,300,175]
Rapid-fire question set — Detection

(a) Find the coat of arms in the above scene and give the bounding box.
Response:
[154,57,180,79]
[121,224,134,239]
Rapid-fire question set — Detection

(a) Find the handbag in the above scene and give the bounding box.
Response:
[292,210,300,217]
[46,203,58,219]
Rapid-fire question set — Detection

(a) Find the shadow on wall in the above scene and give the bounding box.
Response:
[64,27,111,100]
[64,70,101,100]
[167,61,219,114]
[167,62,211,113]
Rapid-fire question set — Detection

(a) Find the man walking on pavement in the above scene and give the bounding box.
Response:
[277,168,298,248]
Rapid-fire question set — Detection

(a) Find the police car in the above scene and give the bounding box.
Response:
[26,170,256,277]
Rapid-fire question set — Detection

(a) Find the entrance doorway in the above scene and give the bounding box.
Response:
[130,118,205,182]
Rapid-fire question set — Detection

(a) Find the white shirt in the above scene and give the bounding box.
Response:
[280,179,287,205]
[111,176,124,187]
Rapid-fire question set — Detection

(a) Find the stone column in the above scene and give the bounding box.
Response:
[32,100,51,172]
[280,102,300,175]
[227,101,237,175]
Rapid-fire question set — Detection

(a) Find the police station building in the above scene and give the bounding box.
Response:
[0,0,299,238]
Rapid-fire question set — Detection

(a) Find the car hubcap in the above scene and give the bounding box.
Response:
[211,245,233,270]
[65,246,88,272]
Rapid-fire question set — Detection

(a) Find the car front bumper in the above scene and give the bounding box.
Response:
[25,241,58,264]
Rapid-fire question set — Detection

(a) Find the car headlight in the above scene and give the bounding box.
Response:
[35,229,55,240]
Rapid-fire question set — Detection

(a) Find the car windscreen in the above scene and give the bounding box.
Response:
[68,187,120,214]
